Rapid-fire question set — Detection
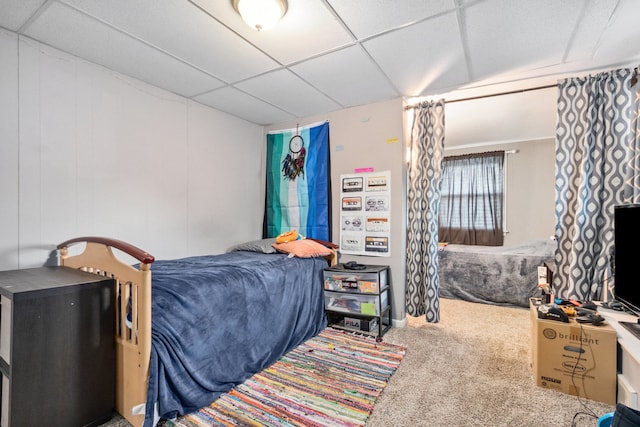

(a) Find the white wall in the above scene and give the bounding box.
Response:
[444,138,556,245]
[1,25,559,321]
[443,87,557,246]
[445,87,557,148]
[266,88,558,322]
[266,98,407,324]
[0,30,264,269]
[0,31,19,270]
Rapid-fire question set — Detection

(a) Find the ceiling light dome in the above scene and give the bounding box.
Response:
[232,0,288,32]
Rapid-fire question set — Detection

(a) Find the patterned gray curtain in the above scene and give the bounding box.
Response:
[625,69,640,202]
[554,68,639,300]
[405,100,445,322]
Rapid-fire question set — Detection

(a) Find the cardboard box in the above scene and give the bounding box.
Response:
[344,317,378,332]
[357,280,379,293]
[530,299,617,405]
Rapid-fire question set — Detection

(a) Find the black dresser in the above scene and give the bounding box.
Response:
[0,267,114,427]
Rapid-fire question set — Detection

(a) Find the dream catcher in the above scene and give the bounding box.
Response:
[282,125,306,181]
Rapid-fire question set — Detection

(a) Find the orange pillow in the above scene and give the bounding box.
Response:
[273,239,332,258]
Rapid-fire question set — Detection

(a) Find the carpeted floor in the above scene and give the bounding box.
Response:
[100,298,616,427]
[366,298,615,427]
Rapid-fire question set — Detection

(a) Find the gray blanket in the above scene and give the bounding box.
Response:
[438,239,556,307]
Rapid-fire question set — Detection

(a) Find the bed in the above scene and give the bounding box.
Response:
[438,239,556,308]
[56,236,338,427]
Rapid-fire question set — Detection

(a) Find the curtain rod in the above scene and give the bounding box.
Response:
[405,83,557,109]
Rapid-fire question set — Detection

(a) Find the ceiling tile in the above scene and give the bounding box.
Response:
[195,0,354,65]
[291,45,398,107]
[327,0,454,39]
[194,86,295,125]
[235,69,342,118]
[0,0,47,31]
[62,0,280,82]
[3,0,639,126]
[363,11,468,96]
[592,0,640,65]
[563,0,618,63]
[464,0,580,80]
[23,1,224,97]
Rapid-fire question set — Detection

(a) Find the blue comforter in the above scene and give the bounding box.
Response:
[143,251,328,425]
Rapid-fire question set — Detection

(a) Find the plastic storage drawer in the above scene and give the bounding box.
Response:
[324,290,388,315]
[323,269,388,294]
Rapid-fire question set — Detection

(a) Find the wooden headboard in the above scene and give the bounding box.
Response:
[57,236,154,427]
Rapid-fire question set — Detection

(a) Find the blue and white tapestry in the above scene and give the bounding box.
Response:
[264,122,331,241]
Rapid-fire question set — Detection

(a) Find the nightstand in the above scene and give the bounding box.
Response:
[323,264,391,338]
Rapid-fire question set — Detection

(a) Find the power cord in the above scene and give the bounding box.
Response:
[569,322,604,426]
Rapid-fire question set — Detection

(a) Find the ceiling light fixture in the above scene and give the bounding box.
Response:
[232,0,288,32]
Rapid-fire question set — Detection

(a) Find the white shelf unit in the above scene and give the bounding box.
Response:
[599,306,640,409]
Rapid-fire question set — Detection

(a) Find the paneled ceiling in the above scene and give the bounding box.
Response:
[2,0,639,125]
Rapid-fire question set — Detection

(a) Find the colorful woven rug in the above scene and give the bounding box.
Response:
[167,327,406,427]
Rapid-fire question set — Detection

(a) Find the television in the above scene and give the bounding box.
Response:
[614,203,640,315]
[614,204,640,340]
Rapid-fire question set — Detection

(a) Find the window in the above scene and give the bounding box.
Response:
[438,151,505,246]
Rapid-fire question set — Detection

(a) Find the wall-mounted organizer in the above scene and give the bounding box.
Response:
[323,264,391,338]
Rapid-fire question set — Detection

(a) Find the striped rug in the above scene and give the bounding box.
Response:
[167,328,406,427]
